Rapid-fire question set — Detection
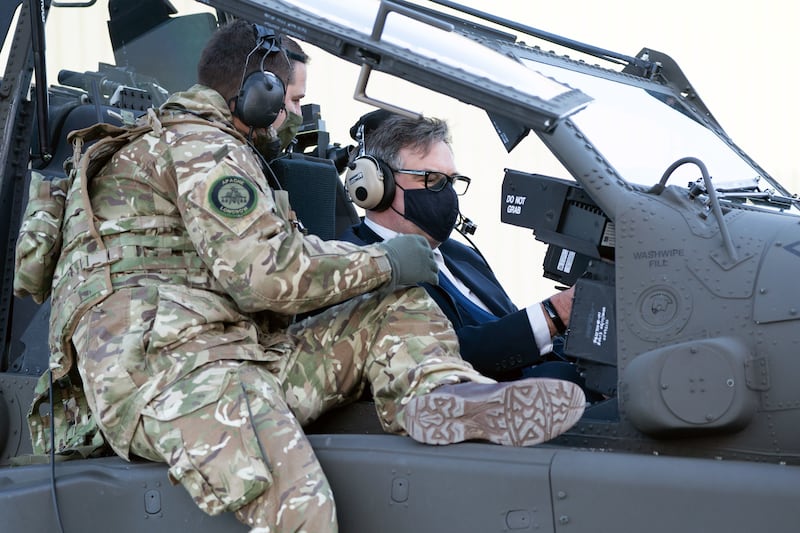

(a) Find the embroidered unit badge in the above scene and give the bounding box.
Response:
[209,176,257,218]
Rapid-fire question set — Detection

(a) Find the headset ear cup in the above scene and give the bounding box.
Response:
[375,159,395,211]
[233,70,285,128]
[345,155,395,211]
[345,156,383,210]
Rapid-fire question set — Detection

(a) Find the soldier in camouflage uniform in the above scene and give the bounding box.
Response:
[16,21,585,533]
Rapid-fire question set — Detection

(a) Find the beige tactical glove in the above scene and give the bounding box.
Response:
[378,234,439,294]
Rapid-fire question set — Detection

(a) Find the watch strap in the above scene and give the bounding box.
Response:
[542,297,567,335]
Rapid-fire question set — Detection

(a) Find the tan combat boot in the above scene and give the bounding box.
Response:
[401,378,585,446]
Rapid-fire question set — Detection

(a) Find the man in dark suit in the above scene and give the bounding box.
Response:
[339,110,582,384]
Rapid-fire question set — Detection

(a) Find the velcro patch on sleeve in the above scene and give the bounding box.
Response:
[208,175,257,218]
[187,162,273,237]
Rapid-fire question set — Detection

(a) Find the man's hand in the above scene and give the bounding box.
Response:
[378,234,439,294]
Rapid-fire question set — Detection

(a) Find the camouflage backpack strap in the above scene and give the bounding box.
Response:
[66,117,155,182]
[67,114,159,295]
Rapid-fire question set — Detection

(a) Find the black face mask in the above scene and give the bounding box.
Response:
[395,183,459,244]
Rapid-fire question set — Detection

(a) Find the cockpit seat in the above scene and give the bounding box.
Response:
[270,153,360,240]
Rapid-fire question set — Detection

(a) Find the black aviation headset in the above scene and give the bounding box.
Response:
[231,25,287,129]
[344,109,396,211]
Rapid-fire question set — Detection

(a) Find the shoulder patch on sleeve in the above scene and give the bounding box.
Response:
[208,175,257,218]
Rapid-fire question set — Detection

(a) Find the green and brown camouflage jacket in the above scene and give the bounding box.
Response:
[17,85,392,456]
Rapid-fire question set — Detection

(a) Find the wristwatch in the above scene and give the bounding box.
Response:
[542,298,567,335]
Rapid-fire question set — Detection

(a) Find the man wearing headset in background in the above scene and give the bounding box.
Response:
[340,111,586,388]
[265,33,308,157]
[31,20,586,533]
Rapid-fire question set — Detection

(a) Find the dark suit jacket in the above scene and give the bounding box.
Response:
[340,221,542,378]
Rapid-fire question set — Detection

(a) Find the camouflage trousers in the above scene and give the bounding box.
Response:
[74,286,490,533]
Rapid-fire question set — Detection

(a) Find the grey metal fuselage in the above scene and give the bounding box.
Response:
[0,1,798,532]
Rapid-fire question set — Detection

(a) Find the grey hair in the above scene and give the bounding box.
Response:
[364,114,451,169]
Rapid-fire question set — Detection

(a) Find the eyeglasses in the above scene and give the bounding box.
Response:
[392,169,471,196]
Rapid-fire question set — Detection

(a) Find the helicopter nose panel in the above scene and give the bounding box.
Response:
[753,222,800,325]
[623,337,757,436]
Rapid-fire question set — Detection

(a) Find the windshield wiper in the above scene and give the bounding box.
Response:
[689,180,797,210]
